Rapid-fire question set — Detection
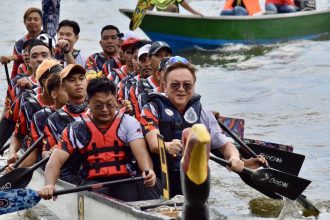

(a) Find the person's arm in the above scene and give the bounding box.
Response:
[39,148,70,200]
[180,1,203,16]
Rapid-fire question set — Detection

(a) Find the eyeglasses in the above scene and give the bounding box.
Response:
[164,56,190,70]
[169,82,193,91]
[94,102,116,110]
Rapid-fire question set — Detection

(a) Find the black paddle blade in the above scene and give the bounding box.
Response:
[238,172,283,200]
[249,168,311,200]
[243,143,305,176]
[0,168,33,191]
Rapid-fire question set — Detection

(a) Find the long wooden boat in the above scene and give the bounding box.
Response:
[6,117,294,219]
[25,168,183,220]
[119,8,330,52]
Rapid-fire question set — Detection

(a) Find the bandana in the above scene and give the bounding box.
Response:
[66,101,88,114]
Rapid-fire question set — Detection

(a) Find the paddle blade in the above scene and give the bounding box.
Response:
[238,172,283,199]
[0,168,33,191]
[130,0,150,30]
[244,143,305,176]
[0,189,40,215]
[251,168,311,200]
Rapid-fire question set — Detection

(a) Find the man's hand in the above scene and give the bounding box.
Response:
[38,184,56,200]
[0,55,14,64]
[120,100,133,113]
[243,155,268,169]
[17,77,33,89]
[7,152,18,166]
[57,39,70,52]
[227,157,244,172]
[143,170,156,187]
[165,139,183,157]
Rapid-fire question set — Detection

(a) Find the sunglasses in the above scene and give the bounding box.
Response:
[169,82,193,91]
[93,102,116,110]
[164,56,190,70]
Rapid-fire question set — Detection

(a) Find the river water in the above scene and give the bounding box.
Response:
[0,0,329,219]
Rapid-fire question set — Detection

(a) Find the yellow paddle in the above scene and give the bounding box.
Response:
[129,0,151,30]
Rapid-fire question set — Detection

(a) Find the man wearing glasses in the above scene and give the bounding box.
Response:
[85,25,124,80]
[140,56,246,198]
[39,77,160,202]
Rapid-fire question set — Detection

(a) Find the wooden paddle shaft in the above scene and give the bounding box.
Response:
[54,176,144,196]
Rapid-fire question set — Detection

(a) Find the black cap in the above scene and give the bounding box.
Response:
[149,41,172,55]
[158,57,170,71]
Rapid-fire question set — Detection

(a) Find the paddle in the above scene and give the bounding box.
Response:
[129,0,151,30]
[0,155,49,191]
[241,142,305,176]
[217,119,320,215]
[210,155,311,200]
[0,134,44,173]
[0,176,144,215]
[3,63,12,89]
[42,0,61,38]
[157,134,170,200]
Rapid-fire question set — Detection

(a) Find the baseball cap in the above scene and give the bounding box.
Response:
[36,59,63,82]
[149,41,172,55]
[121,38,140,52]
[121,31,139,41]
[37,33,56,49]
[60,64,86,81]
[138,44,151,59]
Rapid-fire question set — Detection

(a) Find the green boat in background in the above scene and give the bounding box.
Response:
[119,8,330,52]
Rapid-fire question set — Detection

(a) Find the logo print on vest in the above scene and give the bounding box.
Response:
[184,107,198,123]
[165,108,174,116]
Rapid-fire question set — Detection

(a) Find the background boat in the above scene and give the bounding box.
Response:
[1,0,330,219]
[120,8,330,52]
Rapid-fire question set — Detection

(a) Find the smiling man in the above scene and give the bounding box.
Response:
[85,25,124,79]
[55,20,85,66]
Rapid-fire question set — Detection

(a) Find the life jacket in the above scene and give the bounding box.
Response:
[21,95,44,133]
[80,109,130,179]
[148,93,202,197]
[108,68,127,86]
[122,73,139,100]
[32,106,54,137]
[224,0,262,15]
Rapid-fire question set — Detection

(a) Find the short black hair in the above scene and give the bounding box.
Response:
[87,77,117,99]
[58,20,80,35]
[28,39,50,54]
[46,73,61,94]
[101,25,120,36]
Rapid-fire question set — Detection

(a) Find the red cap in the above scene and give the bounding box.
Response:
[121,37,139,52]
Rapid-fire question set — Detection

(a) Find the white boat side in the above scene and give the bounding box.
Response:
[27,168,182,220]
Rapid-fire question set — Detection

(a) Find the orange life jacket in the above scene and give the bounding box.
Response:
[81,109,130,179]
[224,0,262,15]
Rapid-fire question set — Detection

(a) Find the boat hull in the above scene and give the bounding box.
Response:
[26,169,177,220]
[119,9,330,51]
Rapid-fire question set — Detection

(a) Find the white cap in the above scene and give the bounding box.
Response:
[138,44,151,59]
[121,30,140,41]
[37,33,56,48]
